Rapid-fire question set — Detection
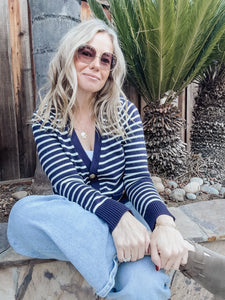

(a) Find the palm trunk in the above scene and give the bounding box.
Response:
[190,63,225,183]
[143,103,188,178]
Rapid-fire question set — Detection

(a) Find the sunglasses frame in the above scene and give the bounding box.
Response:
[76,45,117,70]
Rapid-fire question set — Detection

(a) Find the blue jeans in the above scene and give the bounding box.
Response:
[7,195,170,299]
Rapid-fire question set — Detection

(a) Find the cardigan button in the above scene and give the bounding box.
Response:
[89,173,96,180]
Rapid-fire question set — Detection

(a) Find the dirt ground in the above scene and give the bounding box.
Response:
[0,180,33,223]
[0,178,221,223]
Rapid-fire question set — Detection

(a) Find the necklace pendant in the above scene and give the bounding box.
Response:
[80,131,87,139]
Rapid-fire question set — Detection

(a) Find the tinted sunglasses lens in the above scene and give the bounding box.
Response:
[101,53,117,70]
[77,45,117,70]
[100,53,112,69]
[77,46,95,63]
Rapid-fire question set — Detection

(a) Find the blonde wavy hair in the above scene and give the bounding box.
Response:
[33,18,128,136]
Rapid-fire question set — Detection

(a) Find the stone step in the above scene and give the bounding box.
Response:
[1,199,225,299]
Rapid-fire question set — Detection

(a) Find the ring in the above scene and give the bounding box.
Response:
[123,257,131,262]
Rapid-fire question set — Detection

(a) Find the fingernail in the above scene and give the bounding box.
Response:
[155,265,159,271]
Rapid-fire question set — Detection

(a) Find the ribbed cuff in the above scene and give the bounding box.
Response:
[95,199,130,233]
[144,201,175,231]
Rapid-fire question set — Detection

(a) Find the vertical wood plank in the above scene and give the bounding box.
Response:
[178,90,186,143]
[18,0,36,177]
[8,0,35,178]
[186,83,197,151]
[0,0,20,180]
[81,1,91,20]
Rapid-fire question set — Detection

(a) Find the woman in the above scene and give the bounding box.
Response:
[7,19,225,299]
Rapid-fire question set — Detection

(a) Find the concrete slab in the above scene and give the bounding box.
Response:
[169,207,207,242]
[179,199,225,241]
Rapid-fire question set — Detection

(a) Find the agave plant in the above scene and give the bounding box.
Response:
[88,0,225,178]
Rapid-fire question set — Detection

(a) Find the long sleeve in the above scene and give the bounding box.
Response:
[32,99,173,233]
[120,101,174,230]
[32,119,129,233]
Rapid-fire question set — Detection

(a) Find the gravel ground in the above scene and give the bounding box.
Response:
[0,180,33,223]
[0,178,220,223]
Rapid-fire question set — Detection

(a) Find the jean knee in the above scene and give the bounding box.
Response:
[108,257,171,300]
[9,196,30,221]
[128,268,170,299]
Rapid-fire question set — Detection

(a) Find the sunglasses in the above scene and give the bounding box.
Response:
[77,45,117,70]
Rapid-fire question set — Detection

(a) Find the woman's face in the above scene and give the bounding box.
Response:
[74,32,114,99]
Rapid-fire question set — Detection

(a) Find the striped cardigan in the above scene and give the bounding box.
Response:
[32,98,173,232]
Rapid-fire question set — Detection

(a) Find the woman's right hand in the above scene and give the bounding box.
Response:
[112,211,150,262]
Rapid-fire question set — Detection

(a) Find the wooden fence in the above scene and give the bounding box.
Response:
[0,0,195,182]
[0,0,35,181]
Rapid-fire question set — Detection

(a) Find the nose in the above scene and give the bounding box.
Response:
[89,56,101,70]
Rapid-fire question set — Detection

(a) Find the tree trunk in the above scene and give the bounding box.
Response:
[29,0,81,194]
[143,103,188,179]
[190,64,225,183]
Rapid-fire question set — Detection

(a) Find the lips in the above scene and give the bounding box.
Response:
[83,73,100,81]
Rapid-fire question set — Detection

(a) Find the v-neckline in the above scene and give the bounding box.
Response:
[71,129,101,172]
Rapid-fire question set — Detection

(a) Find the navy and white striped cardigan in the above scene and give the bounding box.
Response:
[32,98,173,233]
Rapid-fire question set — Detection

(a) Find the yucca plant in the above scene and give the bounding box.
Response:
[88,0,225,178]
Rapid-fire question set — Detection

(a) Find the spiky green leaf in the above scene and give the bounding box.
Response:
[88,0,110,25]
[88,0,225,105]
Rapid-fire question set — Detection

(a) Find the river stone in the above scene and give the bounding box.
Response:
[167,181,178,189]
[201,185,219,195]
[183,182,200,194]
[151,176,165,193]
[211,183,222,191]
[170,189,185,202]
[151,176,162,183]
[190,177,204,186]
[220,187,225,197]
[12,191,28,200]
[186,193,197,200]
[154,182,165,193]
[164,188,171,195]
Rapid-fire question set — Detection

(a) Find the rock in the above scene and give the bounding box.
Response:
[203,180,210,185]
[186,193,197,200]
[211,183,222,192]
[210,170,217,177]
[220,187,225,197]
[151,176,162,184]
[184,182,200,194]
[12,191,28,200]
[164,188,171,195]
[190,177,203,186]
[167,181,178,189]
[170,188,185,202]
[151,176,165,193]
[201,185,219,195]
[154,182,165,193]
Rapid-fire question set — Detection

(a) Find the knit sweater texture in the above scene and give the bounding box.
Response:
[32,99,173,232]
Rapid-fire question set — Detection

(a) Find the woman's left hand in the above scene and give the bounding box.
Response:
[150,215,188,271]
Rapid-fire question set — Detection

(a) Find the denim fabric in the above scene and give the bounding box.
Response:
[7,195,170,299]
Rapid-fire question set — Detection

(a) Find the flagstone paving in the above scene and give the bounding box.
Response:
[0,199,225,299]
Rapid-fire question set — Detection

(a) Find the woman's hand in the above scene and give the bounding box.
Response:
[150,215,188,271]
[112,211,150,262]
